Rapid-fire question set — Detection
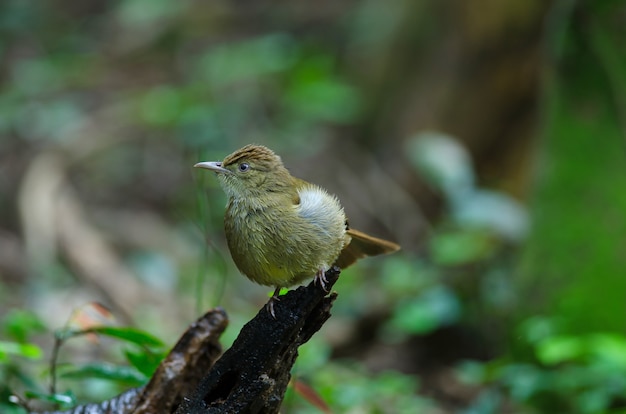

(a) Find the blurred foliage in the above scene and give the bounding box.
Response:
[0,304,168,412]
[1,0,626,413]
[289,363,435,413]
[459,319,626,413]
[520,0,626,335]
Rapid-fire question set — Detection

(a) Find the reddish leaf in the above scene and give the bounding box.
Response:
[67,302,116,342]
[292,378,332,413]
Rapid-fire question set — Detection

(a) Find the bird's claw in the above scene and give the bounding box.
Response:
[266,287,282,318]
[314,269,329,292]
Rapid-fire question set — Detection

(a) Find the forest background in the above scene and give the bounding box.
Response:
[1,1,626,413]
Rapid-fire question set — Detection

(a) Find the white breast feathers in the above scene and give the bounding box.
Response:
[296,185,346,235]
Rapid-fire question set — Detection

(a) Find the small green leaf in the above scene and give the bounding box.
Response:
[588,334,626,367]
[387,286,461,335]
[430,229,494,266]
[124,347,165,377]
[0,341,43,360]
[1,309,46,342]
[87,326,164,348]
[59,363,147,385]
[268,288,289,297]
[536,336,585,365]
[24,390,76,408]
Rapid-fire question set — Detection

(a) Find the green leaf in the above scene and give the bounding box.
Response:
[0,341,43,361]
[387,286,461,335]
[93,326,164,347]
[430,229,494,266]
[23,390,76,408]
[587,334,626,367]
[536,333,626,367]
[64,326,165,348]
[59,363,147,385]
[124,347,165,377]
[268,287,289,297]
[1,310,46,342]
[536,336,585,365]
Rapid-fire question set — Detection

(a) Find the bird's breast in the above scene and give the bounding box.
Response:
[223,186,348,287]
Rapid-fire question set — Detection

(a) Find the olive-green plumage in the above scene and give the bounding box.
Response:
[195,144,400,299]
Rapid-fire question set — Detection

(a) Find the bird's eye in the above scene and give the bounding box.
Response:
[238,162,250,172]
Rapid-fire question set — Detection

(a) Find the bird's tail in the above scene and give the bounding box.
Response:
[334,228,400,269]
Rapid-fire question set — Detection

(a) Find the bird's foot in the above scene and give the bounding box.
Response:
[266,287,282,318]
[314,269,329,292]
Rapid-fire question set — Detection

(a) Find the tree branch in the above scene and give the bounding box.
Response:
[37,309,227,414]
[176,267,340,413]
[33,267,340,414]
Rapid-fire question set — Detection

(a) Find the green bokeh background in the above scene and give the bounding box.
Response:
[1,0,626,412]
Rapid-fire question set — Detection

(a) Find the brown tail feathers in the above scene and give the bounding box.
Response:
[334,228,400,269]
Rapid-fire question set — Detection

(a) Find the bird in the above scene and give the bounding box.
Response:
[194,144,400,316]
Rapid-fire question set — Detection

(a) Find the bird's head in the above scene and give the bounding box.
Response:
[195,144,294,201]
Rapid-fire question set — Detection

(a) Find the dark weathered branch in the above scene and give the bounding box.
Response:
[37,309,227,414]
[133,309,227,413]
[176,267,340,414]
[33,267,339,414]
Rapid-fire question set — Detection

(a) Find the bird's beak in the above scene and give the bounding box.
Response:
[194,161,231,174]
